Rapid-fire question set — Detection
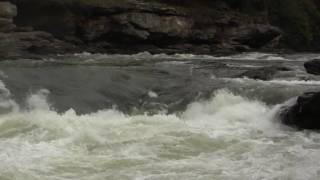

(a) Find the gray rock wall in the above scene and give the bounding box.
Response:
[0,0,285,58]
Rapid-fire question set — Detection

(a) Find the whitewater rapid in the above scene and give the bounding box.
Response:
[1,52,320,180]
[0,85,319,180]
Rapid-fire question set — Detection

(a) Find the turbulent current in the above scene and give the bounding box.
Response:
[1,52,320,180]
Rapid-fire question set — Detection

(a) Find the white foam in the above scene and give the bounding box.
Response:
[70,52,293,62]
[148,91,158,98]
[0,80,19,114]
[226,64,263,68]
[211,52,290,61]
[222,77,320,86]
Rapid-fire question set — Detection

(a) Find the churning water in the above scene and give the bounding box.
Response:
[1,52,320,180]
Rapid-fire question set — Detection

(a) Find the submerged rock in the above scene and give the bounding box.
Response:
[304,59,320,75]
[239,65,291,80]
[281,91,320,130]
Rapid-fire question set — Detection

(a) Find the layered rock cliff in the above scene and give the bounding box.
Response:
[1,0,320,58]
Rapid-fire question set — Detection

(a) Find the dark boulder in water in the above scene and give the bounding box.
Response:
[281,91,320,130]
[304,59,320,75]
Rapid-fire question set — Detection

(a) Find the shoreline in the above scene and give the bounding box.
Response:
[1,0,320,59]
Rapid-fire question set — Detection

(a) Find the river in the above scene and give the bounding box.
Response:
[0,52,320,180]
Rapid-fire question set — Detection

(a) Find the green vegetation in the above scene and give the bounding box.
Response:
[267,0,320,49]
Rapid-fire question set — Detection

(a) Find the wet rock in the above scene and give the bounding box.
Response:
[304,59,320,75]
[281,91,320,130]
[239,65,291,80]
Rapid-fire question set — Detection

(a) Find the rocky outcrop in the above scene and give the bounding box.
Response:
[281,92,320,130]
[304,59,320,75]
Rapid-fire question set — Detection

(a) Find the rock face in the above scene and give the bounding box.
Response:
[281,92,320,130]
[1,0,320,57]
[4,0,283,56]
[304,59,320,75]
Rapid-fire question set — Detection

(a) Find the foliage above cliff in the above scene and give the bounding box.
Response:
[267,0,320,49]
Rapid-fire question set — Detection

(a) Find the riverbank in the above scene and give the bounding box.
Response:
[1,0,320,59]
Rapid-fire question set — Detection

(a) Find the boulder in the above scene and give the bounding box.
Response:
[304,59,320,75]
[281,91,320,130]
